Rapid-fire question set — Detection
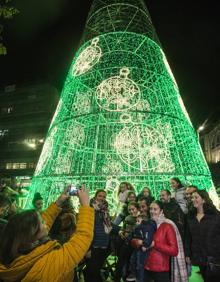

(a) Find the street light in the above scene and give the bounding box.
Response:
[198,125,205,132]
[197,119,209,138]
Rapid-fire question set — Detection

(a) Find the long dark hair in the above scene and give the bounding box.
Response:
[189,189,218,216]
[94,189,106,198]
[152,200,164,211]
[118,182,134,195]
[0,210,41,265]
[171,177,183,188]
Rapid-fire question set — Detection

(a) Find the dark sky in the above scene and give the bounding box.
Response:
[1,0,219,128]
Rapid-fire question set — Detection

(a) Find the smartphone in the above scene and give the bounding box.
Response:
[69,184,80,196]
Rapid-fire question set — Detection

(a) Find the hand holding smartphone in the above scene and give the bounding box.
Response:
[69,184,81,196]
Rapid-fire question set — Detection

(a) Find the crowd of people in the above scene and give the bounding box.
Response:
[0,178,220,282]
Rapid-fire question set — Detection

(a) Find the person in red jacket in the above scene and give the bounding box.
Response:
[144,200,178,282]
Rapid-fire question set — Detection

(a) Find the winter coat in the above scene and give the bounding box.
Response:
[145,222,178,272]
[92,209,110,248]
[130,219,157,248]
[0,203,94,282]
[186,209,220,266]
[171,187,188,214]
[163,199,185,240]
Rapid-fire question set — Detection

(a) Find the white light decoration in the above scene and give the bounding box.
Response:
[102,159,123,175]
[35,127,57,175]
[161,49,178,87]
[119,113,132,123]
[55,150,72,175]
[71,92,91,115]
[209,186,220,210]
[95,67,141,111]
[64,123,85,147]
[72,37,102,76]
[177,94,193,126]
[114,124,175,172]
[49,100,62,130]
[105,177,121,215]
[135,99,151,121]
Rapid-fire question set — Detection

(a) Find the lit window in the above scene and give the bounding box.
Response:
[0,129,9,137]
[29,163,35,168]
[7,107,13,113]
[1,107,13,114]
[6,163,12,169]
[6,163,27,169]
[12,163,20,169]
[20,163,27,169]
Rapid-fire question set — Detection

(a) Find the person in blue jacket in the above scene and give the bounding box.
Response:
[127,214,157,282]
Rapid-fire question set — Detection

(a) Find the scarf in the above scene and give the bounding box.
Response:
[90,198,112,234]
[155,214,188,282]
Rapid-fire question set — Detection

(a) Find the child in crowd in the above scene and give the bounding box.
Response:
[137,187,155,203]
[114,182,135,225]
[127,214,157,282]
[117,182,135,207]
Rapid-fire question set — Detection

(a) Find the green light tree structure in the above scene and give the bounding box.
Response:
[26,0,218,209]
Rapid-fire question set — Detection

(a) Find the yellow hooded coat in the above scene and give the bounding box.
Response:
[0,203,94,282]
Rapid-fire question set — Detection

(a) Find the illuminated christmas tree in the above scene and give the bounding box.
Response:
[26,0,218,209]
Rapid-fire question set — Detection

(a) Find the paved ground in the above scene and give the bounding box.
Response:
[189,266,203,282]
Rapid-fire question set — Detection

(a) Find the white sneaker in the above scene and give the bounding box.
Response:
[126,274,136,281]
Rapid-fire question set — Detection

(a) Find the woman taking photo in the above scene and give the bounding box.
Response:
[186,189,220,282]
[0,186,94,282]
[144,200,187,282]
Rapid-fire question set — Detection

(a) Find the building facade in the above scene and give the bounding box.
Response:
[201,122,220,164]
[0,83,59,186]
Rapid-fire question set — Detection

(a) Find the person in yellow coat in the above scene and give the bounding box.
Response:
[0,185,94,282]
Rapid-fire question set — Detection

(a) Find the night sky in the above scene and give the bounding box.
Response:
[0,0,219,128]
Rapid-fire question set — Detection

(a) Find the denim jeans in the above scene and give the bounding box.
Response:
[129,249,148,282]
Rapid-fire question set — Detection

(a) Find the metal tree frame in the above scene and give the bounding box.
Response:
[26,0,218,210]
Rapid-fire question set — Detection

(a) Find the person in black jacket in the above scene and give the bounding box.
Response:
[160,189,185,240]
[185,189,220,282]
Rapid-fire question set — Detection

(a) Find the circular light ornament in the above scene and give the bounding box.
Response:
[114,124,174,172]
[95,67,141,111]
[71,92,91,115]
[64,123,85,147]
[72,37,102,76]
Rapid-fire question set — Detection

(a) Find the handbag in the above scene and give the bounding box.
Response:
[206,256,220,276]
